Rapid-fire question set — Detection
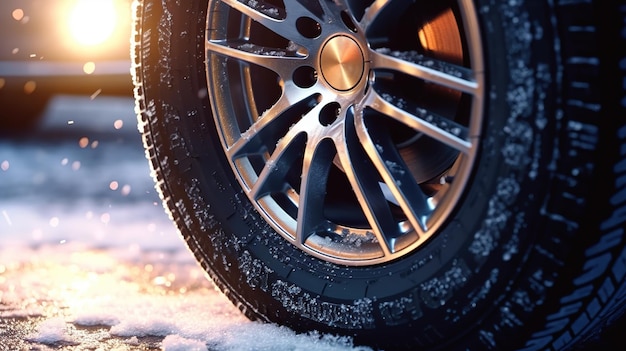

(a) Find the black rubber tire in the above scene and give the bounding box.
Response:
[132,0,626,350]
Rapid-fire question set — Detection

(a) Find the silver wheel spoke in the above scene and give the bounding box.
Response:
[335,139,399,256]
[220,0,324,43]
[221,0,284,22]
[371,49,478,94]
[366,90,472,154]
[226,91,305,157]
[248,127,306,200]
[355,117,432,235]
[206,40,304,77]
[295,138,335,246]
[358,0,393,30]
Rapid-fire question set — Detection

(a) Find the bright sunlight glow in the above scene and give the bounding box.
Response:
[68,0,117,46]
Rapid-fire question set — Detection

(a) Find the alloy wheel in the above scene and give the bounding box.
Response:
[205,0,484,265]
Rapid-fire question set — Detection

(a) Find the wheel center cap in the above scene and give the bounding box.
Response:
[320,36,365,91]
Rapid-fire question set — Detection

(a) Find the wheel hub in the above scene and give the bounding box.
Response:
[319,36,365,91]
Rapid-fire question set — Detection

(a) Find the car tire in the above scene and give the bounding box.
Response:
[132,0,626,349]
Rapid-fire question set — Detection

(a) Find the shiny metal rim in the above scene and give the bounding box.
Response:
[206,0,484,266]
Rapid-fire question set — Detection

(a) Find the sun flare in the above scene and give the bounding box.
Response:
[68,0,117,46]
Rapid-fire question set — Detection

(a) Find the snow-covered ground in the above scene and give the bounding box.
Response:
[0,96,369,350]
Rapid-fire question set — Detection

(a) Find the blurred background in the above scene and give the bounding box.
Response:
[0,0,173,250]
[1,0,133,132]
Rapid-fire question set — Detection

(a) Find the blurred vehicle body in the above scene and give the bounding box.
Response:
[0,0,133,130]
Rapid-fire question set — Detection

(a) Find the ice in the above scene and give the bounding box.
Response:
[162,335,208,351]
[237,42,287,57]
[0,306,43,319]
[28,317,76,345]
[419,260,471,308]
[271,280,375,331]
[243,0,281,19]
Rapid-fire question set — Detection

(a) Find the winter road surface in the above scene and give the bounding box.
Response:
[0,95,369,351]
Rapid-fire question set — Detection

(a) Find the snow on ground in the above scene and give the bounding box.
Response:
[1,244,365,350]
[0,96,370,350]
